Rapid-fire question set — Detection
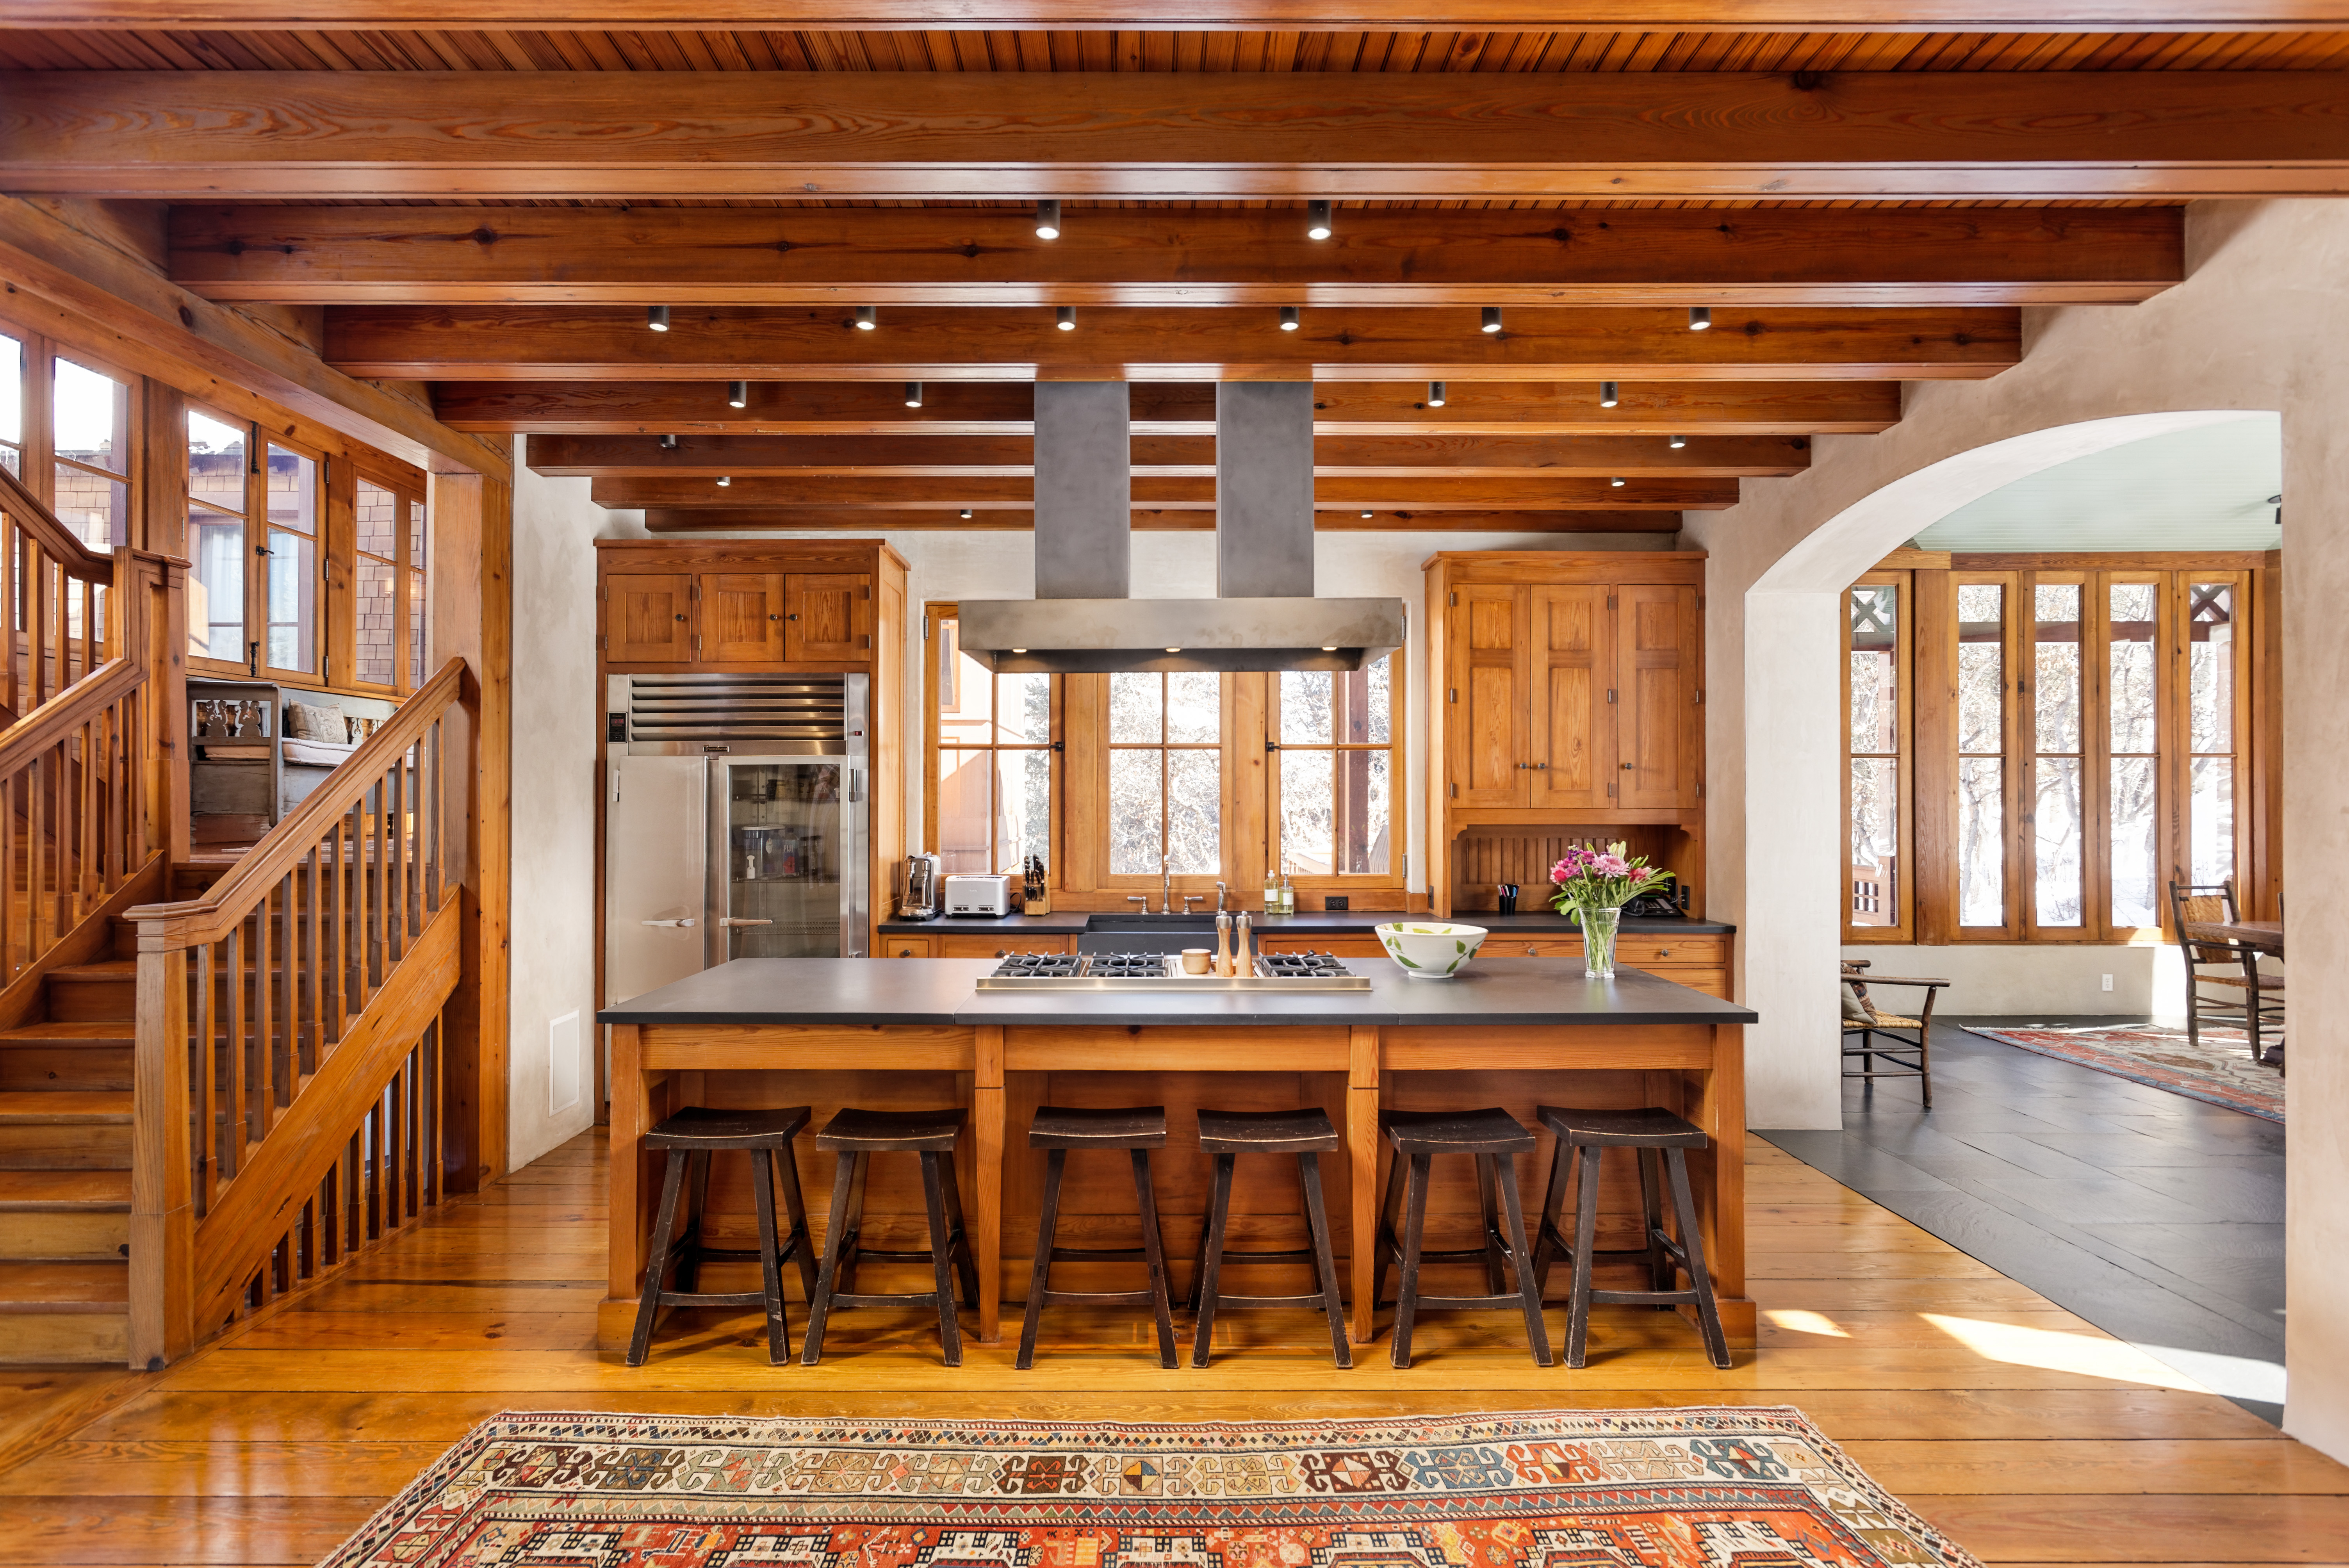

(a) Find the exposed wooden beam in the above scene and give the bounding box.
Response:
[331,304,2016,381]
[168,205,2183,309]
[438,378,1903,435]
[7,72,2347,201]
[590,474,1737,509]
[524,431,1808,479]
[18,3,2348,28]
[0,197,508,479]
[640,506,1684,533]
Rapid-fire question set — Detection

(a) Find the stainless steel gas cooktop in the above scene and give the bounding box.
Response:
[975,950,1371,992]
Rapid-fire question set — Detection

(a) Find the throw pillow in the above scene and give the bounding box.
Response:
[1839,982,1878,1024]
[286,700,342,741]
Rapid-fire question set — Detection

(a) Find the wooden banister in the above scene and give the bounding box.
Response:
[0,463,123,720]
[0,463,115,581]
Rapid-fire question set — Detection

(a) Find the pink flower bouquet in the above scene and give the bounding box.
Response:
[1549,841,1673,916]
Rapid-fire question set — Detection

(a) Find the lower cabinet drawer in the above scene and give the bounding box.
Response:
[936,933,1073,959]
[1478,935,1725,966]
[879,936,932,959]
[1260,937,1386,958]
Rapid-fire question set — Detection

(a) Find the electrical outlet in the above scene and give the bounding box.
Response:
[2101,973,2115,992]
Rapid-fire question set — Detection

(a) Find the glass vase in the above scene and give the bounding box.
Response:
[1578,905,1622,979]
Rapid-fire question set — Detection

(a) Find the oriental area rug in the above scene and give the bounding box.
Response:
[1964,1023,2284,1122]
[317,1408,1984,1568]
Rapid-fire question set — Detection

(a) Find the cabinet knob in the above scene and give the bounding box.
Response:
[674,613,687,622]
[1657,948,1672,957]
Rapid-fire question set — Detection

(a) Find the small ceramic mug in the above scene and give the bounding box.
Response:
[1180,948,1212,975]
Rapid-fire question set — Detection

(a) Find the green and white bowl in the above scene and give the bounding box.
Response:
[1374,921,1488,980]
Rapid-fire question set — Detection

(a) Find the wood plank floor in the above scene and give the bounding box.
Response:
[0,1130,2342,1566]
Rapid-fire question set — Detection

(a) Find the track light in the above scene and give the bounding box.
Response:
[647,305,670,332]
[1359,510,1374,519]
[659,433,678,450]
[1668,433,1687,449]
[1306,200,1333,241]
[1279,306,1300,331]
[1480,306,1504,335]
[1035,200,1062,240]
[1599,381,1619,408]
[1056,306,1077,331]
[1688,306,1711,331]
[959,508,974,519]
[1610,476,1626,488]
[716,475,732,488]
[1427,380,1446,407]
[855,305,878,331]
[904,381,924,408]
[727,380,748,409]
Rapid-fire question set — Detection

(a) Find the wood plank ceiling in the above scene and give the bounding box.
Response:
[2,15,2334,533]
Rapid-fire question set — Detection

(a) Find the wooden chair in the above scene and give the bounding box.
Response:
[1841,964,1950,1108]
[2167,876,2285,1065]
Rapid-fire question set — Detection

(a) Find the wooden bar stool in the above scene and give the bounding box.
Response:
[801,1107,980,1367]
[1371,1107,1552,1369]
[1531,1105,1732,1370]
[626,1105,818,1368]
[1017,1105,1178,1370]
[1189,1107,1351,1368]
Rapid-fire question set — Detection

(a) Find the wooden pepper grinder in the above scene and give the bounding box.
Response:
[1214,913,1234,977]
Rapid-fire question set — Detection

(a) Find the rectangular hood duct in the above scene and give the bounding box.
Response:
[958,381,1406,675]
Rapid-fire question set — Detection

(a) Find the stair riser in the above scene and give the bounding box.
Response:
[0,1311,127,1362]
[0,1209,127,1259]
[0,1125,131,1169]
[0,1047,132,1093]
[44,980,133,1023]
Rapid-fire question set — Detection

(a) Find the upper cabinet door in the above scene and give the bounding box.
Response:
[702,572,788,663]
[1528,584,1613,811]
[606,573,694,663]
[1451,584,1529,807]
[1618,584,1702,810]
[786,573,873,661]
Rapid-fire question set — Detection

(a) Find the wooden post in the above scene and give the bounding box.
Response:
[972,1024,1003,1345]
[128,941,192,1369]
[606,1022,644,1300]
[1347,1024,1381,1344]
[1691,1022,1753,1345]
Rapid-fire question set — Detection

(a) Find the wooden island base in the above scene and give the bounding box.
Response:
[603,1017,1750,1354]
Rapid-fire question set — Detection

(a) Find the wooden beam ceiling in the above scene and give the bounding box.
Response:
[639,506,1682,533]
[436,378,1901,435]
[6,71,2347,201]
[588,474,1737,508]
[330,305,2017,381]
[167,205,2182,309]
[524,431,1806,478]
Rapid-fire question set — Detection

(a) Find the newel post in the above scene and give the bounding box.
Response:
[128,928,192,1370]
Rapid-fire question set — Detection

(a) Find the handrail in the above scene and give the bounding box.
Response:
[0,462,114,581]
[127,656,467,945]
[0,654,142,771]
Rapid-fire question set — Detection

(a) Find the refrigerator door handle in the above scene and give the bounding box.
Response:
[715,917,774,927]
[640,918,698,928]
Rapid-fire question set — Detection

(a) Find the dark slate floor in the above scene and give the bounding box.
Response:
[1759,1016,2288,1425]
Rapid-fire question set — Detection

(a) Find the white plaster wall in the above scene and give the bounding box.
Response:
[1840,944,2188,1019]
[1680,198,2348,1461]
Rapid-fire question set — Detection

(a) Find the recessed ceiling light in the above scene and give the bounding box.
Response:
[1306,200,1333,241]
[727,380,748,409]
[905,380,924,408]
[1427,380,1447,407]
[1481,306,1504,335]
[1668,433,1687,449]
[1688,306,1712,331]
[647,305,670,332]
[716,475,732,487]
[1056,306,1077,331]
[1280,306,1300,331]
[1035,200,1062,240]
[1599,381,1619,408]
[855,305,878,331]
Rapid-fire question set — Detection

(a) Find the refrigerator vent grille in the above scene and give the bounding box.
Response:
[626,674,847,744]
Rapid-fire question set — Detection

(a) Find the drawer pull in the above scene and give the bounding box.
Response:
[1656,948,1671,957]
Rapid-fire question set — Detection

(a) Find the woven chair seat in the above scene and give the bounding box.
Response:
[1843,1014,1923,1030]
[2192,973,2287,991]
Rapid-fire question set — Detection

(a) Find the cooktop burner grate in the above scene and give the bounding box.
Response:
[1083,953,1174,978]
[990,952,1082,978]
[1257,951,1350,978]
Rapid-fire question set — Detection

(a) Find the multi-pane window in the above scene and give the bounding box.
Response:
[2187,581,2240,886]
[186,408,248,662]
[2032,581,2086,929]
[1272,662,1393,877]
[1846,581,1905,932]
[51,356,129,551]
[930,614,1052,877]
[1955,582,2007,928]
[1109,671,1222,877]
[262,443,318,675]
[408,497,428,688]
[0,330,21,481]
[185,407,325,681]
[2106,580,2161,930]
[356,479,401,687]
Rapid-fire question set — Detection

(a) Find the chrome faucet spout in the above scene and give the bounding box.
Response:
[1161,855,1174,916]
[1214,880,1228,912]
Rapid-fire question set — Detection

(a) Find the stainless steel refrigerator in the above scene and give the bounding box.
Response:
[604,672,870,1005]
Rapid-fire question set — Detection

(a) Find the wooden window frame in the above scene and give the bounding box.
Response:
[0,314,143,552]
[186,409,332,684]
[349,463,430,698]
[921,603,1064,880]
[1266,660,1409,900]
[1844,570,1914,944]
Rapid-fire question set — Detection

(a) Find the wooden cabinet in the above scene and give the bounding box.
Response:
[786,573,873,662]
[1617,584,1700,812]
[702,572,787,663]
[881,936,933,959]
[606,573,694,663]
[603,568,872,666]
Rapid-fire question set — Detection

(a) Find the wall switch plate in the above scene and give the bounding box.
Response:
[2101,974,2115,992]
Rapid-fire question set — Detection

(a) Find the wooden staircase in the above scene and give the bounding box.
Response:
[0,921,137,1361]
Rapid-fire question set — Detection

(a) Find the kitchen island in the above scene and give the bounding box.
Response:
[599,956,1756,1354]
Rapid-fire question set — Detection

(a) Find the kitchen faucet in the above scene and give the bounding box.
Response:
[1214,880,1228,912]
[1162,855,1174,916]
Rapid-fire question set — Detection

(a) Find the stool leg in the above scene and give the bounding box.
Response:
[1474,1155,1508,1295]
[1565,1144,1603,1369]
[1130,1149,1180,1370]
[1389,1151,1432,1369]
[626,1147,689,1368]
[1663,1148,1732,1369]
[936,1149,981,1310]
[675,1149,713,1295]
[838,1150,872,1295]
[919,1151,964,1367]
[1184,1172,1215,1316]
[1531,1135,1572,1303]
[772,1135,819,1301]
[1190,1152,1235,1368]
[1494,1151,1553,1368]
[800,1150,860,1366]
[749,1147,789,1365]
[1371,1146,1404,1311]
[1297,1150,1351,1370]
[1918,1026,1934,1110]
[1636,1147,1671,1303]
[1017,1147,1065,1372]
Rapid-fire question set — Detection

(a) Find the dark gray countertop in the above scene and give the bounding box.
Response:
[599,956,1757,1029]
[880,911,1734,936]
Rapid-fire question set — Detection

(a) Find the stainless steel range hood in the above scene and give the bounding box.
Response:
[957,381,1406,675]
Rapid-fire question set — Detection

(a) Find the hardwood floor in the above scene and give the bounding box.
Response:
[0,1128,2342,1566]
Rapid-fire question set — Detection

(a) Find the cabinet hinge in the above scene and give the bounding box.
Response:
[1696,780,1704,798]
[1449,782,1458,799]
[1607,781,1615,798]
[921,617,930,641]
[1448,592,1458,607]
[1695,688,1704,704]
[598,633,607,650]
[1606,688,1616,703]
[1448,687,1457,704]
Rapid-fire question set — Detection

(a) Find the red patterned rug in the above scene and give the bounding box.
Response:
[1964,1023,2283,1122]
[317,1408,1982,1568]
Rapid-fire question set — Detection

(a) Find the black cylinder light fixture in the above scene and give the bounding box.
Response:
[1427,380,1447,407]
[659,433,678,450]
[1035,200,1062,239]
[727,380,749,409]
[1669,433,1687,449]
[1689,306,1712,331]
[1306,200,1333,240]
[1481,306,1504,334]
[855,305,878,331]
[647,305,670,332]
[904,381,924,408]
[1279,306,1300,331]
[1599,381,1619,408]
[1056,306,1077,331]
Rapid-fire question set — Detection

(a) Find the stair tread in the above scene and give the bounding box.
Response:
[48,961,134,981]
[0,1092,132,1123]
[0,1260,127,1311]
[0,1022,134,1044]
[0,1170,130,1209]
